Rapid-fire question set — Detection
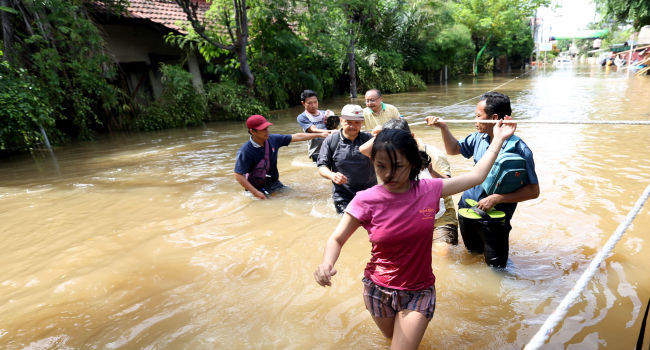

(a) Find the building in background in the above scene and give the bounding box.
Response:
[91,0,208,100]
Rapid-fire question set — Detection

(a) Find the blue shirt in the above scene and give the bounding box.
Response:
[234,134,292,184]
[458,132,538,219]
[297,110,327,158]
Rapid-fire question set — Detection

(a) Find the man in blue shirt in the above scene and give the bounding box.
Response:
[296,90,336,162]
[426,92,540,267]
[234,114,328,200]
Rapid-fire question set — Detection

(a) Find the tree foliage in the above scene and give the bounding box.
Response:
[1,0,125,149]
[0,57,54,152]
[1,0,548,153]
[174,0,255,90]
[452,0,548,73]
[594,0,650,29]
[137,64,207,131]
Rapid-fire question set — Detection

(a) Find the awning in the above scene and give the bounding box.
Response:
[550,29,609,40]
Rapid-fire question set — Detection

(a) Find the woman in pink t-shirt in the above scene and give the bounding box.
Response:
[314,119,515,350]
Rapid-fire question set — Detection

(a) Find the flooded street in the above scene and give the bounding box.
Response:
[1,65,649,349]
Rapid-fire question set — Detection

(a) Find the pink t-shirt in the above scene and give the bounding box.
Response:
[346,178,443,290]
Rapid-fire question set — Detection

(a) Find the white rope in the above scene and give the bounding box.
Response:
[405,70,532,120]
[524,184,650,350]
[408,119,650,126]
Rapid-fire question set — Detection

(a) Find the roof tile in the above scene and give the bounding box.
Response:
[125,0,209,33]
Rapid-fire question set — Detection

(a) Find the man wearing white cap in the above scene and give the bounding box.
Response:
[317,104,377,214]
[234,114,328,200]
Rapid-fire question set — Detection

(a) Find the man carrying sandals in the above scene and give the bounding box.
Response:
[426,92,540,268]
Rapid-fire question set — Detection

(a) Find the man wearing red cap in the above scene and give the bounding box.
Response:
[234,115,328,199]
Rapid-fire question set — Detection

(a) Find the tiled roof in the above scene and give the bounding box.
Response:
[124,0,209,33]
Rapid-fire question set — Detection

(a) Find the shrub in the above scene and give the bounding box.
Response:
[357,66,427,94]
[0,60,55,152]
[204,78,268,121]
[136,64,207,131]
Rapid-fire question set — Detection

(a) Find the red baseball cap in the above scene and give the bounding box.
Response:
[246,115,273,130]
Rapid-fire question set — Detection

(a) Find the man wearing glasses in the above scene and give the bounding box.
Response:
[363,89,401,130]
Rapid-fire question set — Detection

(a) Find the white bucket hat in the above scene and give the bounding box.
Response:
[340,104,364,120]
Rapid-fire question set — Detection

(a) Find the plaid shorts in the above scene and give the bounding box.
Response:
[362,277,436,320]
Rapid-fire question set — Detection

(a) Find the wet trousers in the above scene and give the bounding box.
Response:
[458,215,512,268]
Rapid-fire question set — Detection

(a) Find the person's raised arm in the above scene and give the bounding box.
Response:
[440,118,516,197]
[359,126,383,158]
[359,137,375,158]
[291,131,329,142]
[426,116,461,155]
[314,213,361,287]
[234,172,267,200]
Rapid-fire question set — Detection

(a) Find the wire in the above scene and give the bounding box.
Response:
[405,70,532,120]
[408,119,650,126]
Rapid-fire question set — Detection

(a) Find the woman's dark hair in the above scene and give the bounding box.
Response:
[381,119,431,171]
[480,91,511,119]
[325,115,340,130]
[382,118,411,133]
[371,128,422,183]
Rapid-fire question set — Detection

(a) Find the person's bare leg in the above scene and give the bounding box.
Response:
[390,310,430,350]
[371,315,395,339]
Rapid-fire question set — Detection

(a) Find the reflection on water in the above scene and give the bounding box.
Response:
[1,66,649,349]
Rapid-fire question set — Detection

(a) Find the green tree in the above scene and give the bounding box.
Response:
[488,17,535,71]
[453,0,548,75]
[400,0,474,81]
[594,0,650,28]
[0,57,54,152]
[175,0,254,90]
[1,0,126,146]
[247,0,344,108]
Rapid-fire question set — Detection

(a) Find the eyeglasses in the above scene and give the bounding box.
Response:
[365,98,380,103]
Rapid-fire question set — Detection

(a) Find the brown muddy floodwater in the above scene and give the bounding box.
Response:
[1,65,650,349]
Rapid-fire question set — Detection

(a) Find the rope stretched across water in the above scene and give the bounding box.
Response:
[405,70,532,120]
[523,184,650,350]
[407,119,650,126]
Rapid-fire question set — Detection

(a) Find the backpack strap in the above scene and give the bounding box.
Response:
[263,139,270,172]
[329,131,340,155]
[501,135,521,153]
[328,131,340,173]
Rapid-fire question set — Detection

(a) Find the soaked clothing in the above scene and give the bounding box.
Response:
[457,132,538,267]
[363,277,436,320]
[458,215,511,267]
[297,110,327,161]
[317,131,376,213]
[346,178,443,290]
[234,134,292,190]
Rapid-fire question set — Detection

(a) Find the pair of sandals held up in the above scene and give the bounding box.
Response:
[458,198,505,220]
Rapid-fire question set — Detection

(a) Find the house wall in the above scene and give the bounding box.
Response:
[638,25,650,46]
[100,23,180,64]
[99,23,203,97]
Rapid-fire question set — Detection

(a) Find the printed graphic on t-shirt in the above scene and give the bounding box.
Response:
[419,207,436,220]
